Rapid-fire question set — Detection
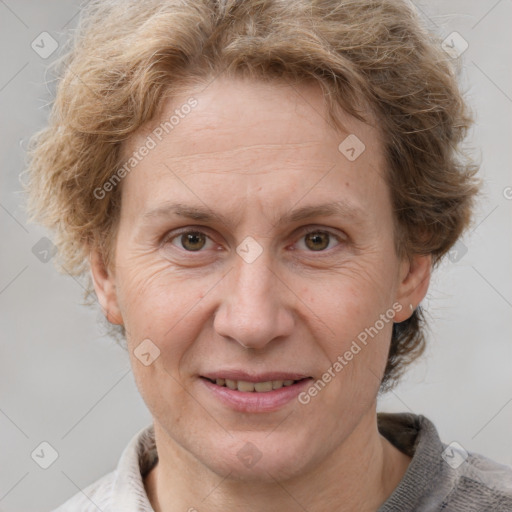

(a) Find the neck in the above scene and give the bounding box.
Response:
[144,407,411,512]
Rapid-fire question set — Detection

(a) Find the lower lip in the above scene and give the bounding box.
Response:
[200,377,313,413]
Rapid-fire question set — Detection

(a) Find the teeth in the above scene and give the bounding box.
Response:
[254,381,273,392]
[225,379,237,390]
[238,380,255,392]
[211,378,301,392]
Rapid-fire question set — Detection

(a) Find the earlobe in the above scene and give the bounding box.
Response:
[394,253,431,323]
[89,249,123,325]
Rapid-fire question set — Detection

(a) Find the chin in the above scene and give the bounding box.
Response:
[207,456,308,484]
[198,433,316,483]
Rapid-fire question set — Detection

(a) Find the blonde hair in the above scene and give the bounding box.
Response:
[24,0,480,391]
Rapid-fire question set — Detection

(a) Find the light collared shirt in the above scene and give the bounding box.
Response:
[52,413,512,511]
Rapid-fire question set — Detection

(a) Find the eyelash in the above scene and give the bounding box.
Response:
[162,226,346,255]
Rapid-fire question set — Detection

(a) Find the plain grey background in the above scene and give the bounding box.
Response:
[0,1,511,510]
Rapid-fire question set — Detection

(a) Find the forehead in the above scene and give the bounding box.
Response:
[118,76,388,220]
[127,76,381,151]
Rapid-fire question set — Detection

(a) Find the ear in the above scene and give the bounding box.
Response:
[89,248,123,325]
[394,253,432,323]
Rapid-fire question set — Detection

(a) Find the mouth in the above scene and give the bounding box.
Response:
[199,374,314,412]
[201,376,311,393]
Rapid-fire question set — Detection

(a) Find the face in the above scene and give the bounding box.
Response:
[91,75,429,481]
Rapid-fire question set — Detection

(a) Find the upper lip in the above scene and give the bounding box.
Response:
[201,371,311,382]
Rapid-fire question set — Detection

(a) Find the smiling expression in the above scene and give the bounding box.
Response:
[91,75,428,481]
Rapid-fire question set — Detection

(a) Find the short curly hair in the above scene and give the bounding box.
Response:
[24,0,480,391]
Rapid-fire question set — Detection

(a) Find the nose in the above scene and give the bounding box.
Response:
[213,249,295,350]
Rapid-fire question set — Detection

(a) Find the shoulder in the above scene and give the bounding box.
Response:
[444,450,512,510]
[50,424,156,511]
[51,470,116,512]
[377,413,512,511]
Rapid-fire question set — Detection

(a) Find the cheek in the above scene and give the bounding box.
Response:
[305,279,395,410]
[309,263,396,337]
[116,257,240,383]
[116,256,205,329]
[117,263,203,411]
[299,262,398,395]
[315,289,391,369]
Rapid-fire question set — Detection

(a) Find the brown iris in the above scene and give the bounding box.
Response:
[181,232,206,251]
[304,231,330,251]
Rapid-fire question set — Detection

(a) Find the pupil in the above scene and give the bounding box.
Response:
[182,232,205,251]
[306,232,329,251]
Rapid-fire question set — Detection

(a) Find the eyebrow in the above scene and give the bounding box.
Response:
[141,200,365,227]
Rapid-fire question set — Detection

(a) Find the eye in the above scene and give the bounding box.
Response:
[165,230,215,252]
[162,227,345,255]
[295,228,344,252]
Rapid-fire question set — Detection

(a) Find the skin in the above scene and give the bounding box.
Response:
[90,75,431,512]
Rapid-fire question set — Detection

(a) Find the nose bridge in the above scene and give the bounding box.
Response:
[234,247,272,306]
[214,243,293,349]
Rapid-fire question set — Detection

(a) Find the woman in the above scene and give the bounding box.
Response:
[25,0,512,510]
